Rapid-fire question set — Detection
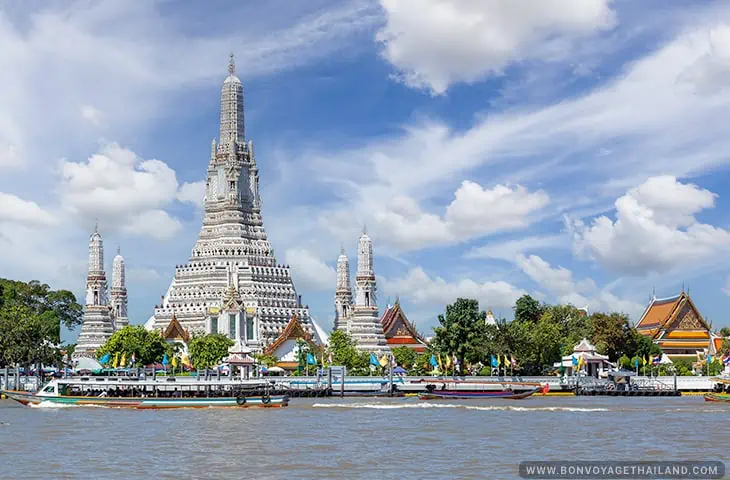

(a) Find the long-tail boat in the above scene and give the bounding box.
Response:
[417,380,549,400]
[704,377,730,402]
[1,376,288,409]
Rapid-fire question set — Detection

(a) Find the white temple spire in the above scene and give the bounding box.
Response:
[220,53,244,146]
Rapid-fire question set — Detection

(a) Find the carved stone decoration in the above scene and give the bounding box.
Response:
[147,56,313,349]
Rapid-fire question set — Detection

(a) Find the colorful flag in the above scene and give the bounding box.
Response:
[445,355,452,369]
[130,353,136,366]
[99,353,111,365]
[577,356,584,371]
[327,351,333,364]
[429,354,438,367]
[181,353,192,368]
[437,354,443,370]
[571,355,578,367]
[633,357,639,368]
[652,355,661,365]
[379,355,389,367]
[708,355,713,365]
[510,355,517,367]
[171,356,178,368]
[723,354,730,366]
[120,353,126,367]
[112,352,119,368]
[162,353,169,366]
[491,355,498,368]
[370,353,379,366]
[307,353,316,365]
[644,355,649,366]
[503,355,509,367]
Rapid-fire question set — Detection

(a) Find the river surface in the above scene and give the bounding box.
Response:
[0,395,727,479]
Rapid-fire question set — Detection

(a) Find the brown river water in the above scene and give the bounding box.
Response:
[0,396,727,479]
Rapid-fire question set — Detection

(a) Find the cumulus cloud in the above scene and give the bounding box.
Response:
[382,266,525,310]
[0,192,57,227]
[120,210,183,240]
[516,254,644,319]
[370,181,548,250]
[376,0,616,93]
[177,181,206,208]
[679,24,730,93]
[465,234,567,261]
[570,176,730,275]
[284,248,337,292]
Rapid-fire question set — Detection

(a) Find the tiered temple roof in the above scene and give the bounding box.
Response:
[380,300,427,352]
[163,314,191,344]
[636,291,711,358]
[264,314,321,369]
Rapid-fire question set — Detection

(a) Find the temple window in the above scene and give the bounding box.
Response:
[211,317,218,334]
[229,314,236,339]
[247,317,254,340]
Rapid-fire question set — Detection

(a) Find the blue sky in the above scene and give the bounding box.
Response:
[1,0,730,344]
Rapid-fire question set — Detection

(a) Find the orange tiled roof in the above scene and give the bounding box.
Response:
[264,314,316,356]
[163,314,191,343]
[636,294,682,330]
[380,301,427,346]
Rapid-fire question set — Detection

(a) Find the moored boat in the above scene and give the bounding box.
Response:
[704,377,730,402]
[417,380,548,400]
[1,377,288,409]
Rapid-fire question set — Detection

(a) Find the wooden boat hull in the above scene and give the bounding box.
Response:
[419,387,540,400]
[704,393,730,403]
[1,390,288,409]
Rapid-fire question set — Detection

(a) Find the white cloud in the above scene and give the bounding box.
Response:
[570,176,730,275]
[346,181,548,251]
[465,234,566,261]
[0,192,57,227]
[284,248,337,292]
[60,143,179,219]
[177,181,206,208]
[723,277,730,296]
[80,105,102,126]
[120,210,182,240]
[126,267,161,284]
[679,24,730,93]
[382,266,525,310]
[516,254,645,319]
[376,0,616,94]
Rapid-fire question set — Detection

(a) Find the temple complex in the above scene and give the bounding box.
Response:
[636,291,712,360]
[333,230,389,353]
[145,55,319,353]
[379,299,428,352]
[74,226,128,358]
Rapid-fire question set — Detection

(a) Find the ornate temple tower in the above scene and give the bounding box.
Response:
[110,247,129,330]
[348,229,389,353]
[334,246,353,331]
[74,225,115,358]
[147,55,314,349]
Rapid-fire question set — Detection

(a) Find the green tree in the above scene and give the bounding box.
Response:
[0,279,82,369]
[719,327,730,338]
[392,346,417,370]
[188,334,234,369]
[255,353,278,367]
[328,330,368,372]
[589,312,633,361]
[513,295,543,324]
[626,329,661,358]
[432,298,486,367]
[96,326,168,366]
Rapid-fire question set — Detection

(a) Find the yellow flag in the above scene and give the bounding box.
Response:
[172,356,178,368]
[644,356,649,366]
[379,355,388,367]
[181,353,192,368]
[504,355,510,367]
[113,352,119,368]
[120,353,126,367]
[445,355,452,369]
[437,354,443,369]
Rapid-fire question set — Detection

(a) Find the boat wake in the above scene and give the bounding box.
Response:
[29,402,106,409]
[312,403,607,412]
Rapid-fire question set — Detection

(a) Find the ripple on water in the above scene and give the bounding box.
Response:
[1,397,728,479]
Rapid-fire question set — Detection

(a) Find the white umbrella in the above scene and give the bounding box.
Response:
[267,366,285,373]
[659,354,673,365]
[74,357,103,371]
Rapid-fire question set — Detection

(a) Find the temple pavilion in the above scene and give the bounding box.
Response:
[379,300,428,353]
[636,291,712,360]
[262,314,327,371]
[161,314,192,354]
[554,338,614,377]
